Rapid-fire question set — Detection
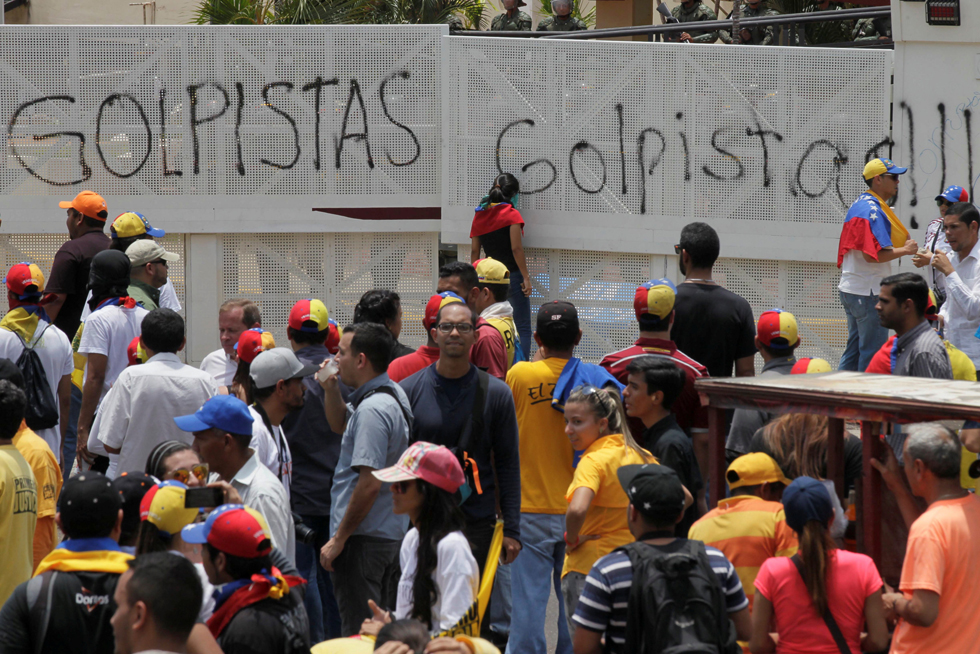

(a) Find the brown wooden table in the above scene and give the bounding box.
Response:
[696,372,980,566]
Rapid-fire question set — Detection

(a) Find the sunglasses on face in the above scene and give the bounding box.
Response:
[170,463,209,484]
[391,480,415,494]
[884,174,900,182]
[435,322,474,334]
[150,259,169,267]
[673,244,682,255]
[937,199,950,208]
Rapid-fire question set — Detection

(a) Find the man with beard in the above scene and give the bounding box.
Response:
[933,203,980,374]
[248,347,319,500]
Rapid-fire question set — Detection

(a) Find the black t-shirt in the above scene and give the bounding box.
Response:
[671,282,757,379]
[218,588,310,654]
[0,568,121,654]
[281,345,346,517]
[46,230,111,337]
[390,340,415,363]
[748,429,863,495]
[479,226,519,272]
[642,415,704,538]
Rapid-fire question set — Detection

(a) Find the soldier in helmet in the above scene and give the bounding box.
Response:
[492,0,532,31]
[671,0,719,43]
[852,15,891,42]
[537,0,587,31]
[719,0,778,45]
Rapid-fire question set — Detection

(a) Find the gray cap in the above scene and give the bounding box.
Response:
[126,240,180,267]
[249,347,319,389]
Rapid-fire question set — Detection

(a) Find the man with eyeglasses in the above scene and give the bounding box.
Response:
[398,300,521,643]
[122,240,178,311]
[837,158,918,372]
[437,261,508,380]
[913,186,969,309]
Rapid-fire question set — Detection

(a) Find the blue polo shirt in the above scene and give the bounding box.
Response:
[329,373,412,541]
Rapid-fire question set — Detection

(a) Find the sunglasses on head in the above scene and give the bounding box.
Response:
[572,383,600,395]
[170,463,209,484]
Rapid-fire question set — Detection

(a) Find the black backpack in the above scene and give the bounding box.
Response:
[618,539,740,654]
[13,322,60,431]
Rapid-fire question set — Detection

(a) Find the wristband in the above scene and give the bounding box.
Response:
[563,531,579,548]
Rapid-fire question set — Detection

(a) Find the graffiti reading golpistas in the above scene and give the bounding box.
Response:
[5,71,421,186]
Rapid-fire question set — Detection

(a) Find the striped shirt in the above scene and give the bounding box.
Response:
[572,540,748,653]
[687,495,798,609]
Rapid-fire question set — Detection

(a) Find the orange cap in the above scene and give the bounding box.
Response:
[59,191,108,221]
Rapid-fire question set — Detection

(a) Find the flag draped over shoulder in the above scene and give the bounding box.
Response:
[837,191,909,268]
[470,203,525,239]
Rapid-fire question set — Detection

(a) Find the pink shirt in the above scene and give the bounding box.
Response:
[754,550,882,654]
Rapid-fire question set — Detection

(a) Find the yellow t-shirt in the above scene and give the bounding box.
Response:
[563,434,654,577]
[0,444,38,605]
[507,357,574,514]
[12,422,62,571]
[485,316,519,369]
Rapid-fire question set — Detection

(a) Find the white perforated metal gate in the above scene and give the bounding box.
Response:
[442,37,893,264]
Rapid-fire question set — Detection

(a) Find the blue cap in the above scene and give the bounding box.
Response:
[173,395,254,435]
[782,476,834,533]
[935,185,970,204]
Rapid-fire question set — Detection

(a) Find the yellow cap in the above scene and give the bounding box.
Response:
[727,452,792,490]
[474,257,510,285]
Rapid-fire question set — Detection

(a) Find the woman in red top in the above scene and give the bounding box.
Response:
[749,477,888,654]
[470,173,532,359]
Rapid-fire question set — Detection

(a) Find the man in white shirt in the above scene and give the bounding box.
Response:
[200,299,261,386]
[175,395,296,562]
[247,348,317,500]
[76,250,150,468]
[934,202,980,372]
[0,263,74,459]
[837,158,918,371]
[96,309,217,478]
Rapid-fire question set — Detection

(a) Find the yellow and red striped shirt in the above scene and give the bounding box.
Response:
[688,494,798,609]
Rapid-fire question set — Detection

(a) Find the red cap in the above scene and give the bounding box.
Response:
[4,262,45,297]
[181,504,273,559]
[127,335,148,366]
[325,319,342,354]
[288,299,329,333]
[424,292,465,330]
[235,328,275,364]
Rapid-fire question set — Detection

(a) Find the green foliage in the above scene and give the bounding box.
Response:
[194,0,483,26]
[539,0,595,28]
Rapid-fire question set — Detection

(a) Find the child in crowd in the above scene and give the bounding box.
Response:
[560,383,654,633]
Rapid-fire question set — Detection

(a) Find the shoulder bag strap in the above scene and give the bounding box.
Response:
[362,385,412,430]
[790,554,850,654]
[457,369,489,455]
[931,227,942,287]
[27,570,58,654]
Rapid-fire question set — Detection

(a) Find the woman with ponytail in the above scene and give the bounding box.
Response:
[560,384,654,634]
[749,477,888,654]
[470,173,533,359]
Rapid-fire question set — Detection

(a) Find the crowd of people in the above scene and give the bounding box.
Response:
[476,0,890,44]
[0,159,977,654]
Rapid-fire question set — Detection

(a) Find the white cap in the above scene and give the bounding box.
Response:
[126,240,180,267]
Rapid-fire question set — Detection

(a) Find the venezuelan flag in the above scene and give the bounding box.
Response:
[837,191,909,267]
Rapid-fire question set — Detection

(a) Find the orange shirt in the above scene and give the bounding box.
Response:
[892,494,980,654]
[687,494,798,608]
[12,422,62,571]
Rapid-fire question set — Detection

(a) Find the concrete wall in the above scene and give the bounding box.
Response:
[13,0,200,25]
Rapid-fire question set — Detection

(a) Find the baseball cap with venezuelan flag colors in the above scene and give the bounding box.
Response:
[790,358,832,374]
[372,441,465,494]
[127,335,149,366]
[5,262,45,297]
[181,504,273,558]
[288,298,329,333]
[235,328,275,364]
[111,211,165,239]
[757,309,799,349]
[139,481,199,537]
[59,190,109,221]
[424,291,465,330]
[936,185,970,204]
[863,158,907,180]
[474,257,510,285]
[634,279,676,324]
[326,319,342,354]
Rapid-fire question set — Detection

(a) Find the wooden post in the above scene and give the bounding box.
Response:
[858,421,883,566]
[708,406,726,507]
[827,417,845,502]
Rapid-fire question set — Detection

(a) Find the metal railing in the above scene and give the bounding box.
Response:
[455,5,891,47]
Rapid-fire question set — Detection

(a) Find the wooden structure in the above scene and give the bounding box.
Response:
[696,372,980,566]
